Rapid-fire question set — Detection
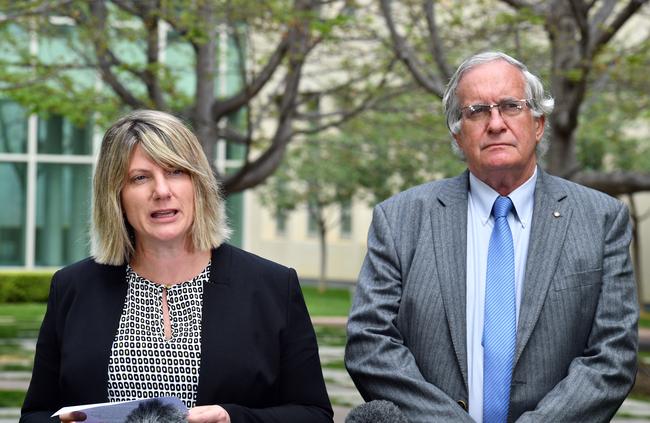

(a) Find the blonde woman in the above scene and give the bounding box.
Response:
[21,110,333,423]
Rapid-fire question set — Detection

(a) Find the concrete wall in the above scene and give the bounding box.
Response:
[242,189,371,283]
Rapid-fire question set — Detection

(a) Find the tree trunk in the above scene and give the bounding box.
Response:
[192,3,218,173]
[318,219,328,293]
[545,0,589,177]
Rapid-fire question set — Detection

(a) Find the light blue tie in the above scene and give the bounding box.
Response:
[483,196,516,423]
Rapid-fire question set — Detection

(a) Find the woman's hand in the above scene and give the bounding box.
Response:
[187,405,231,423]
[58,411,86,422]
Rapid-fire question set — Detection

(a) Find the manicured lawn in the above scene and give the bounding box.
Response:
[301,285,352,317]
[0,303,45,339]
[0,390,25,407]
[0,288,352,409]
[640,311,650,328]
[0,285,350,339]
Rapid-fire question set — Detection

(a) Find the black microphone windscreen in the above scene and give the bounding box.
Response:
[124,399,187,423]
[345,400,408,423]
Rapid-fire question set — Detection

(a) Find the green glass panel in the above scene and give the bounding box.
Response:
[35,163,92,266]
[0,100,28,154]
[37,115,92,155]
[226,193,243,247]
[340,201,352,236]
[0,162,27,265]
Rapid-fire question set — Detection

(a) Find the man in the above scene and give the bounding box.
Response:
[344,51,638,422]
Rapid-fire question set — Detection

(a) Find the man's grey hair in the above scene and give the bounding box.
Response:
[442,51,555,157]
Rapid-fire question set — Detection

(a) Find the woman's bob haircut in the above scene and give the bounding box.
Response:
[91,109,230,265]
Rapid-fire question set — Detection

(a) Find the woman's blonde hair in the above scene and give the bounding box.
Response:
[91,109,230,265]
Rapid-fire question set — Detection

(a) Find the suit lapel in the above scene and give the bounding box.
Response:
[84,262,128,401]
[196,244,232,404]
[431,172,469,389]
[514,169,571,364]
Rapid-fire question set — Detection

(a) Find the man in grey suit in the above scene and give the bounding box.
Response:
[345,51,638,422]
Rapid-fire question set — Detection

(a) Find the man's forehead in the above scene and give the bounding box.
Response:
[456,61,526,100]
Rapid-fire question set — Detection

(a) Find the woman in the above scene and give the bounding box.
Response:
[21,110,333,423]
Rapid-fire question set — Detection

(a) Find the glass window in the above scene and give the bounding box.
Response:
[340,200,352,237]
[0,162,27,265]
[35,163,92,266]
[307,201,319,237]
[0,100,28,154]
[38,115,93,155]
[276,210,288,236]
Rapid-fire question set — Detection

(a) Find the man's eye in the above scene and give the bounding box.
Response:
[469,105,489,116]
[501,101,521,111]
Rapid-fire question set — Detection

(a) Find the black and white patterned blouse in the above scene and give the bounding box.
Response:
[107,264,208,408]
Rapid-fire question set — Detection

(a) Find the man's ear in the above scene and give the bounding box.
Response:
[452,131,462,148]
[535,115,545,141]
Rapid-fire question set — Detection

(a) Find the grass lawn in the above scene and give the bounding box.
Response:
[0,390,25,407]
[0,285,350,339]
[640,311,650,328]
[0,303,45,339]
[301,285,352,317]
[0,290,352,408]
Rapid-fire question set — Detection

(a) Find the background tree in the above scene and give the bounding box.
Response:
[324,0,649,301]
[258,134,363,292]
[258,87,465,289]
[0,0,385,194]
[379,0,650,195]
[342,89,464,203]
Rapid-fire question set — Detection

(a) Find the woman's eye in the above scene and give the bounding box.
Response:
[130,175,148,183]
[169,169,185,176]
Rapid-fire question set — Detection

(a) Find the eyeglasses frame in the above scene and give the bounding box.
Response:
[460,99,532,121]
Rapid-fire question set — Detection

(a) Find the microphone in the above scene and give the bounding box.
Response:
[345,400,408,423]
[124,398,188,423]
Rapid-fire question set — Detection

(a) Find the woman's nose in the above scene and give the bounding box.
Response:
[152,176,172,199]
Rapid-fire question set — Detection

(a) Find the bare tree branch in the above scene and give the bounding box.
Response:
[211,35,290,119]
[499,0,544,14]
[568,0,590,50]
[573,170,650,196]
[0,0,75,23]
[293,59,402,135]
[141,2,167,110]
[111,0,140,15]
[217,126,250,145]
[423,0,452,79]
[292,85,407,136]
[379,0,446,96]
[590,0,619,37]
[190,0,219,178]
[76,0,145,108]
[222,0,317,194]
[589,0,649,56]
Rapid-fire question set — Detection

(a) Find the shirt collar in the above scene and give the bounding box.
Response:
[468,167,537,228]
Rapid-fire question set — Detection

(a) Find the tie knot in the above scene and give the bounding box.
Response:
[492,196,513,219]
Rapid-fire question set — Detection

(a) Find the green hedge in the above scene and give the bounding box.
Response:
[0,272,53,303]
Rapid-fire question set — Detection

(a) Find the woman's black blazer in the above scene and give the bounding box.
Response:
[21,243,333,422]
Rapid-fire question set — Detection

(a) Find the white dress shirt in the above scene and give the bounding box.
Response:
[466,168,537,422]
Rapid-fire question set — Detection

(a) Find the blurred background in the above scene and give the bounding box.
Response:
[0,0,649,421]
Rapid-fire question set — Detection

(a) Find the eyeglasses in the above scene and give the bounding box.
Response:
[460,99,531,121]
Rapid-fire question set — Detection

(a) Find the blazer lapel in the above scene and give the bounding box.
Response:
[83,262,128,401]
[431,172,470,389]
[196,244,232,404]
[514,169,571,364]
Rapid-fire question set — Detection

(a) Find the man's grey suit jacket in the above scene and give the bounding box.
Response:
[345,168,638,422]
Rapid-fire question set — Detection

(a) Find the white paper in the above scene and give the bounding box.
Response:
[52,396,188,423]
